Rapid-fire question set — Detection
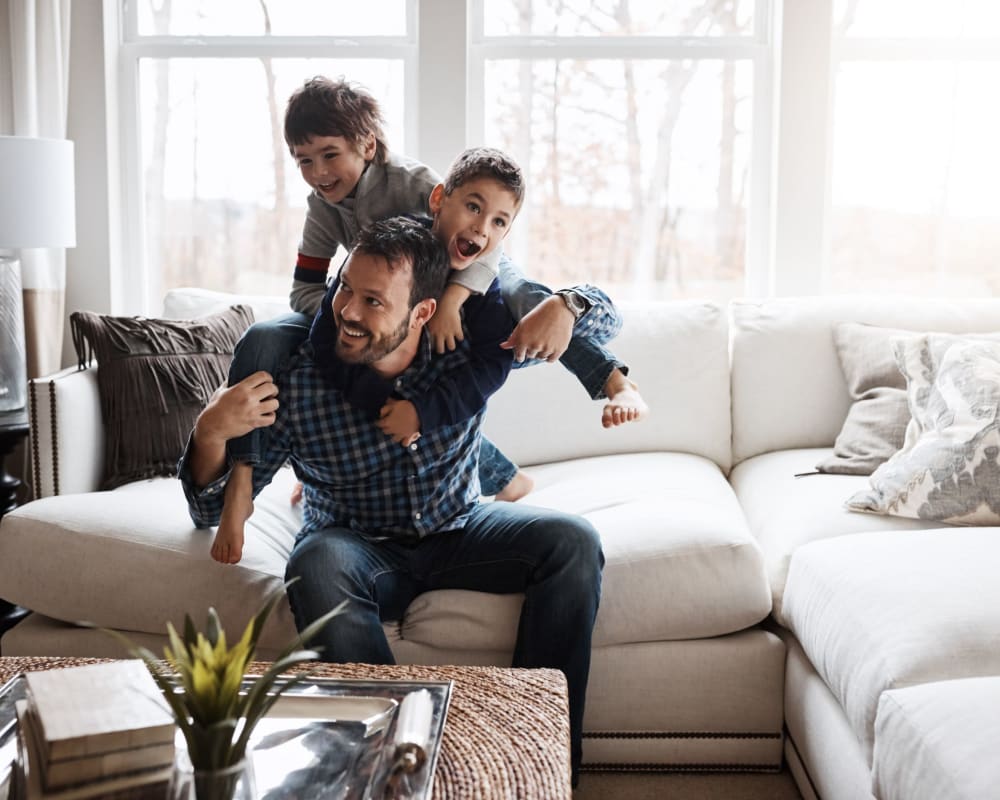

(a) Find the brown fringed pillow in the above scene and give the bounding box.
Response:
[70,306,254,490]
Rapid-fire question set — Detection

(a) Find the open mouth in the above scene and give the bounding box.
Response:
[457,237,481,258]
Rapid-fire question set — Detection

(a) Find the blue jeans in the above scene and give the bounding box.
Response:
[228,312,313,463]
[284,501,605,777]
[499,257,626,400]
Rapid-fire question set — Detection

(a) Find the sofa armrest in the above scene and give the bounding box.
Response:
[28,366,103,498]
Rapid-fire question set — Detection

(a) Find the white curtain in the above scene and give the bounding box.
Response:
[0,0,72,379]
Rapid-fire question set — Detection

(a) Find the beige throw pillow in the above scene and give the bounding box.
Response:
[816,323,913,475]
[846,335,1000,525]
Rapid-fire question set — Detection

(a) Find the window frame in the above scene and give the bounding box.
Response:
[116,0,1000,313]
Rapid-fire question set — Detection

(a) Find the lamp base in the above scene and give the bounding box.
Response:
[0,257,27,412]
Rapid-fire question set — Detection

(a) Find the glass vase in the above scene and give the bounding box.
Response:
[167,748,256,800]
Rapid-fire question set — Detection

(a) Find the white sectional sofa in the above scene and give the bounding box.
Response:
[2,292,1000,798]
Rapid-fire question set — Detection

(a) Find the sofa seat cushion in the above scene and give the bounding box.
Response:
[0,452,769,656]
[781,528,1000,766]
[394,452,770,653]
[873,677,1000,800]
[730,448,943,622]
[0,472,303,651]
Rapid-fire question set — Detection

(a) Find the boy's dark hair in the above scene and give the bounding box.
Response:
[284,76,388,165]
[443,147,526,209]
[354,217,450,308]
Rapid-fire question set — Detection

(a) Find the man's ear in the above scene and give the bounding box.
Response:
[428,184,445,215]
[410,298,437,329]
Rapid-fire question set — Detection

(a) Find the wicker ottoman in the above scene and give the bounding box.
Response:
[0,657,571,800]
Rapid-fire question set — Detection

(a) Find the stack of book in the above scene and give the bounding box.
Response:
[13,661,176,800]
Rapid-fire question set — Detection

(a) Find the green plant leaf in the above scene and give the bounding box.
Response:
[205,608,222,648]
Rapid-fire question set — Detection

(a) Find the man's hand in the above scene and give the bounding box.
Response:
[189,371,278,489]
[427,284,471,353]
[501,295,574,363]
[195,371,279,448]
[376,398,421,447]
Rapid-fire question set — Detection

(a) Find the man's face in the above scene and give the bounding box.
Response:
[428,177,519,270]
[331,250,414,365]
[291,134,375,205]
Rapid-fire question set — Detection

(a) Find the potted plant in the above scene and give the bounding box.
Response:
[106,580,344,800]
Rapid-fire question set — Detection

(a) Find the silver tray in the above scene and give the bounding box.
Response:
[0,673,451,800]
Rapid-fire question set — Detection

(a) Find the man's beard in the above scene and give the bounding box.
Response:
[333,313,411,364]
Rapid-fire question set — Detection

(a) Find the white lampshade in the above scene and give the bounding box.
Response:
[0,135,76,248]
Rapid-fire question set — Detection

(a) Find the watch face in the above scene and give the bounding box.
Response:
[561,291,585,318]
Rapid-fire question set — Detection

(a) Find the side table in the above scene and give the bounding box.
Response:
[0,407,31,643]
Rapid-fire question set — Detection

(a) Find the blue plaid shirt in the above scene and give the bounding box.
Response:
[181,290,514,541]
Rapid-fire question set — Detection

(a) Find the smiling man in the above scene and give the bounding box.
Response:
[179,216,604,783]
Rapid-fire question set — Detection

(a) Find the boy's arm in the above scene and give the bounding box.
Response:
[290,270,329,317]
[291,196,352,316]
[403,284,515,431]
[447,257,497,295]
[427,248,501,352]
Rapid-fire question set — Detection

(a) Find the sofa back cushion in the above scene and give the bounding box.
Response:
[730,297,1000,466]
[165,290,735,472]
[484,300,732,471]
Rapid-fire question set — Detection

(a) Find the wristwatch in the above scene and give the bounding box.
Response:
[555,289,589,321]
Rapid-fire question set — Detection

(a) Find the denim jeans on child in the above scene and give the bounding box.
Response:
[283,499,604,779]
[476,258,629,494]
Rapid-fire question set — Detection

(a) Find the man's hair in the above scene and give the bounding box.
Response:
[284,76,388,165]
[354,217,451,308]
[443,147,526,209]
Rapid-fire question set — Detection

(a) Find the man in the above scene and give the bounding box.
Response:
[179,216,604,781]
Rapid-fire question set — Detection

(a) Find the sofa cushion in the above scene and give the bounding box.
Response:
[397,453,772,650]
[781,528,1000,766]
[0,453,770,655]
[69,306,254,489]
[729,447,940,622]
[730,296,1000,465]
[0,471,302,652]
[164,289,735,473]
[873,677,1000,800]
[847,335,1000,524]
[483,301,733,471]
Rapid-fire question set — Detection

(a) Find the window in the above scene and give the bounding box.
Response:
[111,0,1000,313]
[472,0,772,302]
[119,1,414,311]
[825,1,1000,295]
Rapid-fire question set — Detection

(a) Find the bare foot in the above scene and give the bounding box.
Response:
[211,463,253,564]
[495,470,535,502]
[601,372,649,429]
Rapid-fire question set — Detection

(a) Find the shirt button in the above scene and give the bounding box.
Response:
[409,474,416,480]
[409,442,418,451]
[414,512,422,520]
[395,379,403,389]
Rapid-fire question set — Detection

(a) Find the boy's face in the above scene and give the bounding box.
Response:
[291,134,376,204]
[428,178,518,270]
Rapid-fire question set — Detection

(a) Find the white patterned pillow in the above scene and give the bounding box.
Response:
[846,335,1000,524]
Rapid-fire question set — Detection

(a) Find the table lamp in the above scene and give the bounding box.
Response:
[0,135,76,411]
